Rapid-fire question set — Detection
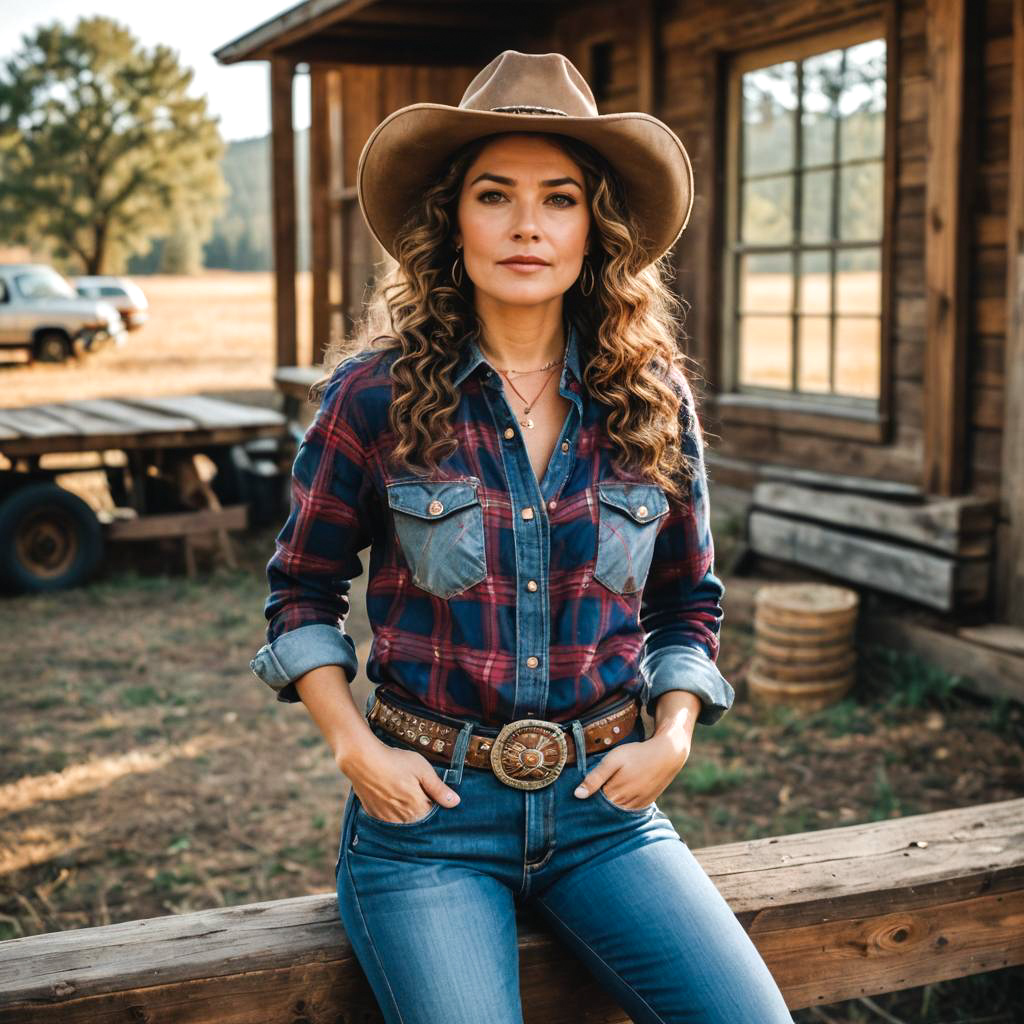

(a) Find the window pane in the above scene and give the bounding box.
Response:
[840,40,886,161]
[798,249,831,314]
[739,315,792,389]
[740,252,793,313]
[801,48,843,167]
[800,168,833,243]
[741,174,793,243]
[797,316,831,392]
[742,61,798,177]
[836,248,881,315]
[839,160,883,241]
[835,317,880,398]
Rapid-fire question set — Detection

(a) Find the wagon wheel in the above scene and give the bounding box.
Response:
[0,482,104,593]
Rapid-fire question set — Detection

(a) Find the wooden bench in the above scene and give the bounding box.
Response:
[1,798,1020,1022]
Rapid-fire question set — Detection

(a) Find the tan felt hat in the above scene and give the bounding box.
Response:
[356,49,695,269]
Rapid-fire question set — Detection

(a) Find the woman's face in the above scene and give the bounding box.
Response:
[454,133,591,309]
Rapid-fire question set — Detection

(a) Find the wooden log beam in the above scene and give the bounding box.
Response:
[747,509,990,611]
[0,800,1021,1021]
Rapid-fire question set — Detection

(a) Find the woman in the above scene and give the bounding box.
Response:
[252,49,794,1024]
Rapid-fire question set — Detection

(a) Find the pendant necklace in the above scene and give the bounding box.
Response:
[496,353,565,429]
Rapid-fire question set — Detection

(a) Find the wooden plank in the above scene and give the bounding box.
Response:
[707,453,925,499]
[865,616,1024,704]
[923,0,974,494]
[0,799,1019,1020]
[748,510,988,611]
[751,481,997,555]
[956,623,1024,657]
[104,505,248,541]
[61,398,196,433]
[118,395,285,431]
[999,0,1024,623]
[0,407,77,439]
[270,54,298,372]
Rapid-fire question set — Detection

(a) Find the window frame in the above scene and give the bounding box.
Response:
[716,17,896,442]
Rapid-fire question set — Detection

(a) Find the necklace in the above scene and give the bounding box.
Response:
[491,354,563,377]
[498,352,566,429]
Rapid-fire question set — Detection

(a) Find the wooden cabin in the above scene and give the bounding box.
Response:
[214,2,1024,666]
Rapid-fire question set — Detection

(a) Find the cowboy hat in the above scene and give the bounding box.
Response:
[356,49,694,269]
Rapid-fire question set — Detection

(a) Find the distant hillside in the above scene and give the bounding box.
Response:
[127,128,310,274]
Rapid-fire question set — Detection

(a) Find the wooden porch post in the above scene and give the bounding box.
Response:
[999,0,1024,624]
[310,64,331,367]
[923,0,972,496]
[270,55,298,370]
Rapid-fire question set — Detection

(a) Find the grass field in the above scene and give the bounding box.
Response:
[0,269,314,407]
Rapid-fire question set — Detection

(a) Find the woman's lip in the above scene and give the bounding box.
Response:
[498,260,550,271]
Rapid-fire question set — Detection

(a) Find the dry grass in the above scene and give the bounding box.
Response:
[0,270,314,406]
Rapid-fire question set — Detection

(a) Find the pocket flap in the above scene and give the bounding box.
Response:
[597,482,669,523]
[386,478,481,520]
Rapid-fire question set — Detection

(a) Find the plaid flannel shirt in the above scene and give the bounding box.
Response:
[251,318,734,728]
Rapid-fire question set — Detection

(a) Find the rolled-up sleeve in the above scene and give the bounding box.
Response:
[639,374,734,726]
[250,362,375,703]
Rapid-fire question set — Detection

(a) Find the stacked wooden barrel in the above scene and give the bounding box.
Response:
[749,583,859,710]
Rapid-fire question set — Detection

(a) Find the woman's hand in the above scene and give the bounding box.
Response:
[574,691,700,809]
[573,730,692,809]
[340,739,461,824]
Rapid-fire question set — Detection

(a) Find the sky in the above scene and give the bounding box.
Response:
[0,1,311,142]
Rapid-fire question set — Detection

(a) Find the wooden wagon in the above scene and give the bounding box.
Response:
[0,394,290,592]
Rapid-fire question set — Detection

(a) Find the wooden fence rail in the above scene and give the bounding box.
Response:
[1,798,1021,1022]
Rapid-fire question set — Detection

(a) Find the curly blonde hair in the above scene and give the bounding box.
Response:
[312,131,704,502]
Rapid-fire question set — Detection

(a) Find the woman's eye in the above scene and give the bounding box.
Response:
[478,190,505,203]
[548,194,577,207]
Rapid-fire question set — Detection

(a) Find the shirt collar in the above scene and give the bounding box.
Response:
[454,316,583,389]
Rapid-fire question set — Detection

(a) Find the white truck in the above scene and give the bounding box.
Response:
[0,263,126,362]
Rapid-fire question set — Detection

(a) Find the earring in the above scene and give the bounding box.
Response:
[451,248,464,287]
[579,256,595,296]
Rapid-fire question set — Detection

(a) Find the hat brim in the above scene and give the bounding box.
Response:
[356,104,694,269]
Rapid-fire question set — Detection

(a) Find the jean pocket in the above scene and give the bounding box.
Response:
[593,482,669,594]
[594,786,656,816]
[355,794,443,828]
[387,477,488,599]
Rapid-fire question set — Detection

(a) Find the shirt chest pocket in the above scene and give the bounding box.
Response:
[593,482,670,595]
[386,478,488,599]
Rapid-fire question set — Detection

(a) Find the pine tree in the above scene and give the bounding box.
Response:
[0,15,228,274]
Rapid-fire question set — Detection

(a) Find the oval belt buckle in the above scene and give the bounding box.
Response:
[490,718,568,790]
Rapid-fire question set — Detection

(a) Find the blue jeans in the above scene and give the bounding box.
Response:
[336,702,794,1024]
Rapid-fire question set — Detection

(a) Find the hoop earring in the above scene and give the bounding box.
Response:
[579,257,595,296]
[451,250,464,287]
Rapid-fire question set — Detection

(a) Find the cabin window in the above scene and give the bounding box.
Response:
[723,28,887,405]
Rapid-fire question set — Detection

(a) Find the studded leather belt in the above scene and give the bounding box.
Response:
[367,686,642,791]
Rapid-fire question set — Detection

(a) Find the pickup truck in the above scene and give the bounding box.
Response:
[0,263,126,362]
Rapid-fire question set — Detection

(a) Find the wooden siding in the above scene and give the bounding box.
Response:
[535,0,1017,515]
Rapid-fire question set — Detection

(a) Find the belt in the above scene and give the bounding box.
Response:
[367,687,642,791]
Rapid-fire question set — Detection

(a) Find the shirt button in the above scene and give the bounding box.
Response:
[521,506,534,520]
[503,426,515,440]
[561,440,569,453]
[547,499,557,511]
[526,655,539,668]
[428,499,444,516]
[433,646,441,658]
[636,504,648,518]
[527,579,538,591]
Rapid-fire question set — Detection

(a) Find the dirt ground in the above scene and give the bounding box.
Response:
[0,271,1021,1022]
